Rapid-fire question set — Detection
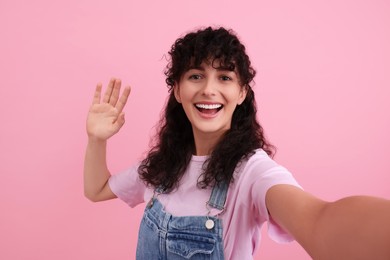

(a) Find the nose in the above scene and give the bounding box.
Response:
[201,78,216,96]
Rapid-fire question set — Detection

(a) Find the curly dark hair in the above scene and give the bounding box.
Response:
[138,26,275,192]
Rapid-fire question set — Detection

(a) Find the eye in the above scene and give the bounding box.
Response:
[189,74,202,80]
[220,75,232,81]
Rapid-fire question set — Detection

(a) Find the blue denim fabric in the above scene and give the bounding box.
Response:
[136,183,228,259]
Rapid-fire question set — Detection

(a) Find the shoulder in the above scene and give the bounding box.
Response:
[232,149,301,203]
[235,149,288,179]
[247,149,278,166]
[108,162,148,207]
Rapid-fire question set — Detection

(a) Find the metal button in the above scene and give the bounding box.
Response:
[205,219,215,230]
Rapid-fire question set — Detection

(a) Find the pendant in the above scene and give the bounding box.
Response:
[205,219,215,230]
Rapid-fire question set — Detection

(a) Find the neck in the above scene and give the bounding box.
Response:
[192,128,226,156]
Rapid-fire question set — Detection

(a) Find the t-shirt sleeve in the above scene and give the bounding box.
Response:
[251,164,302,244]
[108,164,146,208]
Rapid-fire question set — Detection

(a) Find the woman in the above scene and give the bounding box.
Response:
[84,27,390,259]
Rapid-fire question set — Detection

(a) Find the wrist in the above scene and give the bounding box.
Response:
[87,136,107,146]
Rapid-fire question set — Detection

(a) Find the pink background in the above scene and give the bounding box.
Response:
[1,0,389,259]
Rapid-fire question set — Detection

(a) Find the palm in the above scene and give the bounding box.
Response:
[86,78,131,140]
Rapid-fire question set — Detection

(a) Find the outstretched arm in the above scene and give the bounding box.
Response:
[84,78,131,202]
[266,185,390,259]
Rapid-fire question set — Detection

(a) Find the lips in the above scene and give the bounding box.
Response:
[194,103,223,115]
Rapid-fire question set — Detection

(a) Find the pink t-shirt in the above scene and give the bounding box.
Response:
[109,149,301,259]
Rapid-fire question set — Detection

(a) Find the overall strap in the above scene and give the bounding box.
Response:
[207,181,229,211]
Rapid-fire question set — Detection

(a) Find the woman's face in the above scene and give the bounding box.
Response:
[174,61,247,139]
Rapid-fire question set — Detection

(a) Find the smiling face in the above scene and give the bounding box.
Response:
[174,61,247,148]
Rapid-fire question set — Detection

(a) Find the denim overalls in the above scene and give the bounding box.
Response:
[136,182,228,259]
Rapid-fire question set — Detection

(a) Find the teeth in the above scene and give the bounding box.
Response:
[195,104,222,109]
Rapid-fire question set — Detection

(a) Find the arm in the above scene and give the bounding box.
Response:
[84,78,131,202]
[266,185,390,259]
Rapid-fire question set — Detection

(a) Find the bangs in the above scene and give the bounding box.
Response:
[188,56,236,72]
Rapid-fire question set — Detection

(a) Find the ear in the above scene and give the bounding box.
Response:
[173,84,181,103]
[237,86,248,105]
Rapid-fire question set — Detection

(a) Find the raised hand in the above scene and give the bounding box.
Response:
[86,78,131,141]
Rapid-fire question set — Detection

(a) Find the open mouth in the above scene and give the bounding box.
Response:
[195,103,223,115]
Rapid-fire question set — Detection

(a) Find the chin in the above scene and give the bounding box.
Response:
[193,124,230,135]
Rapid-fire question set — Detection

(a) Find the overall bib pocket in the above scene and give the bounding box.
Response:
[167,232,216,259]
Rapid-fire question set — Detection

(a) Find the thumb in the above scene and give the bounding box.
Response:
[113,112,126,131]
[118,112,126,126]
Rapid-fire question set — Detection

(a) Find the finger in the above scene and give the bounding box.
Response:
[92,83,102,104]
[102,77,116,103]
[109,79,121,106]
[115,86,131,114]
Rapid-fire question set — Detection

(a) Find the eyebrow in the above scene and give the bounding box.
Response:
[187,65,204,71]
[187,65,234,72]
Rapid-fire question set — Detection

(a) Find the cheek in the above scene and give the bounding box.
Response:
[180,89,197,102]
[226,89,244,103]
